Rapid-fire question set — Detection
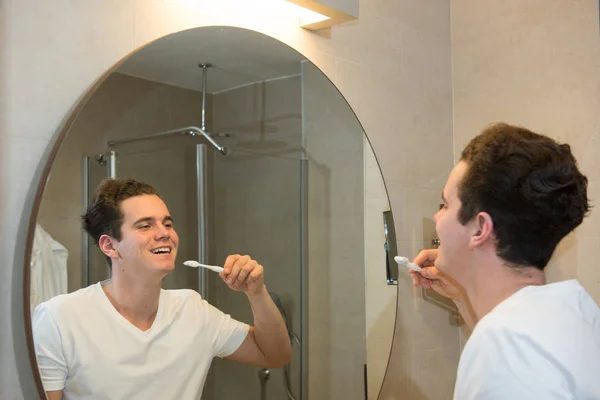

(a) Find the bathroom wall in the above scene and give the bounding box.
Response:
[451,0,600,346]
[1,1,454,398]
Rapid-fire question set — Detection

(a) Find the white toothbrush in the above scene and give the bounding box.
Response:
[183,260,224,273]
[394,256,422,273]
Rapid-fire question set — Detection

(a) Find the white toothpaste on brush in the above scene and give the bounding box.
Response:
[394,256,422,273]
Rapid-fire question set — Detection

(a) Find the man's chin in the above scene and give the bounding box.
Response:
[152,262,175,274]
[160,264,175,272]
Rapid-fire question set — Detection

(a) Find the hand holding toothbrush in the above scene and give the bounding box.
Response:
[410,249,465,301]
[185,255,265,296]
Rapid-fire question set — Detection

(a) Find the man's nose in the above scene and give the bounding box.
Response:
[155,224,171,240]
[433,208,442,224]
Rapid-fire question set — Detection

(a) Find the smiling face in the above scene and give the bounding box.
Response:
[106,194,179,277]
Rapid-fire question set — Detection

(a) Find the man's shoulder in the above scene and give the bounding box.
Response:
[466,279,600,354]
[159,288,208,315]
[160,288,202,303]
[483,280,599,329]
[34,283,100,317]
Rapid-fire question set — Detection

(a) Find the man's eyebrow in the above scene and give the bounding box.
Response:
[132,216,173,225]
[132,217,153,226]
[441,191,447,203]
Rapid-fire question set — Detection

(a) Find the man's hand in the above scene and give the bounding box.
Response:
[411,249,478,329]
[220,254,265,296]
[410,249,465,300]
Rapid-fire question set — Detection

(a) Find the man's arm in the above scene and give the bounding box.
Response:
[220,255,292,368]
[412,249,479,330]
[224,286,292,368]
[32,304,68,395]
[46,390,63,400]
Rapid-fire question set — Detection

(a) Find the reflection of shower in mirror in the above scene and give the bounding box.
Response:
[106,63,230,155]
[269,291,300,400]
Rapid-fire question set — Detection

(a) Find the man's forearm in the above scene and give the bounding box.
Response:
[246,285,292,367]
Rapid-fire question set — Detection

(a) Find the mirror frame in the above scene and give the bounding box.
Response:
[16,26,394,399]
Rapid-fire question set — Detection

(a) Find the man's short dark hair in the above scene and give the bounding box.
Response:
[458,123,589,269]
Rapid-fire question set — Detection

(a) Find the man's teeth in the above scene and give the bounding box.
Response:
[151,247,171,254]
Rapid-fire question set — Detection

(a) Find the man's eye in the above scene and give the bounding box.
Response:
[439,204,447,210]
[139,225,151,229]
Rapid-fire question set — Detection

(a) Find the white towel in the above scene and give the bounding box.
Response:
[30,223,68,315]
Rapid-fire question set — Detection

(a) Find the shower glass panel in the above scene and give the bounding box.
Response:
[204,149,304,400]
[301,61,366,399]
[84,136,304,400]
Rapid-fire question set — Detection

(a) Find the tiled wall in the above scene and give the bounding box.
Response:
[2,1,454,399]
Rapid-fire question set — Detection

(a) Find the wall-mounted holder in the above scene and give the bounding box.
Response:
[383,210,398,285]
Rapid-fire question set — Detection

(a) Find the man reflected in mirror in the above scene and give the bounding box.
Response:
[32,178,292,400]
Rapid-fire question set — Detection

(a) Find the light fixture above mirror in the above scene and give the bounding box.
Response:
[285,0,358,30]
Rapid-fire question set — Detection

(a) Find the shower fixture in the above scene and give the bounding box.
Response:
[106,62,229,155]
[94,153,107,165]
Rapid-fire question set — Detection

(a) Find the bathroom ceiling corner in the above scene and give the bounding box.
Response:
[115,28,306,94]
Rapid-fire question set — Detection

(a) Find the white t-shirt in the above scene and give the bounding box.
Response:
[32,281,250,400]
[455,279,600,400]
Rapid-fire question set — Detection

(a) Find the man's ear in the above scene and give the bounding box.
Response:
[470,212,494,248]
[98,234,120,260]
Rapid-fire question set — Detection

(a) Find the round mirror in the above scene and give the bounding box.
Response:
[27,26,397,400]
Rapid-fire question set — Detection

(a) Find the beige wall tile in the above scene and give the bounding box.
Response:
[0,134,49,228]
[577,236,600,302]
[452,0,600,162]
[6,1,135,141]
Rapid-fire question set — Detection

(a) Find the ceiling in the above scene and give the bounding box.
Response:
[116,26,307,94]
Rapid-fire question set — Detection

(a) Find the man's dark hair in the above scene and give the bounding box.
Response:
[458,123,589,270]
[82,178,159,265]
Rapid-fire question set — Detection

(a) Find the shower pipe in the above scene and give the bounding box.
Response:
[106,125,229,155]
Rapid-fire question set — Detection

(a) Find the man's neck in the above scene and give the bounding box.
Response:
[102,268,162,331]
[467,258,546,323]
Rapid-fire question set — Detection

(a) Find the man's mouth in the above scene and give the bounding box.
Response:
[150,247,172,255]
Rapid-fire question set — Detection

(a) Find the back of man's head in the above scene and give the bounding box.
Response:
[458,123,589,270]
